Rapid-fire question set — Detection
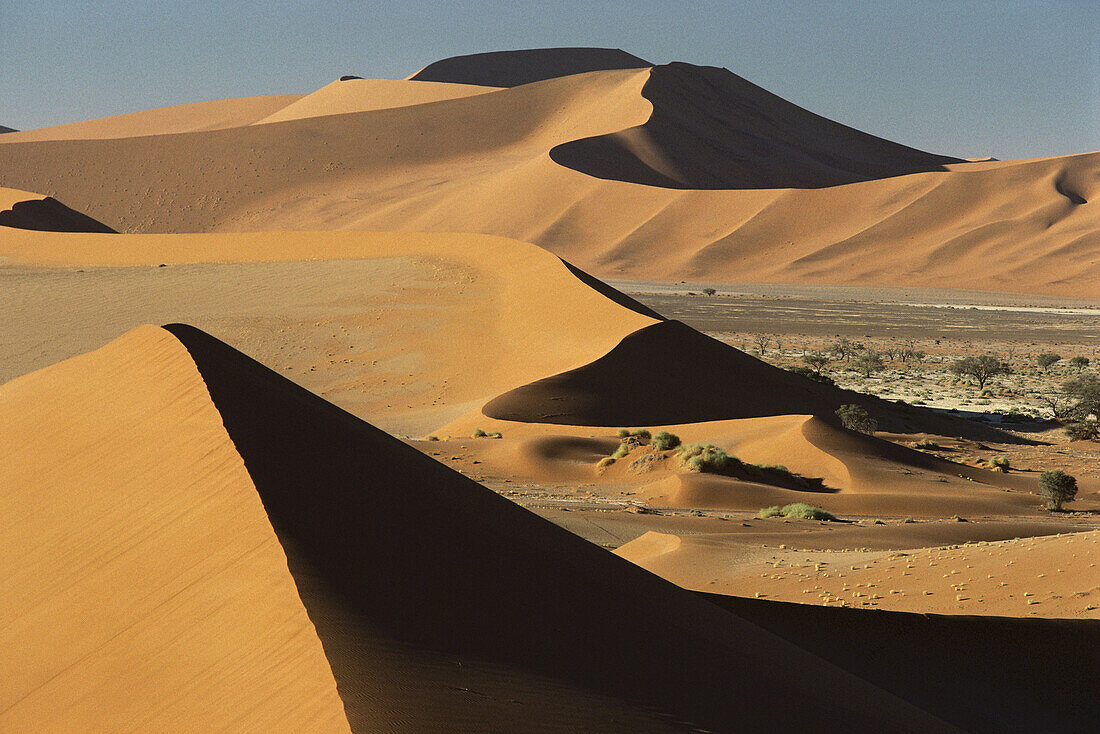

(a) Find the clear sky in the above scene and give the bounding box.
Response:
[1,1,1096,160]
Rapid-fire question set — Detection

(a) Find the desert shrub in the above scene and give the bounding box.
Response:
[596,457,615,469]
[473,429,488,438]
[1036,352,1062,370]
[1065,422,1098,441]
[855,350,885,377]
[652,430,681,451]
[702,287,717,296]
[678,443,738,473]
[788,365,836,385]
[489,431,503,439]
[426,435,439,441]
[611,443,631,460]
[617,428,631,438]
[760,503,836,521]
[991,456,1010,472]
[835,404,877,434]
[632,429,652,440]
[1038,470,1078,511]
[1069,356,1090,371]
[914,439,940,449]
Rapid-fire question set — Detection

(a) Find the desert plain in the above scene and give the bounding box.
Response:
[1,47,1098,732]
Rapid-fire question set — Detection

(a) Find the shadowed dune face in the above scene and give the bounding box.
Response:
[164,323,953,733]
[0,194,116,232]
[0,125,15,133]
[550,62,962,189]
[706,595,1100,734]
[482,319,1022,442]
[409,47,652,87]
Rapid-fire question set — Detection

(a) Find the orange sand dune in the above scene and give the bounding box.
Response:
[252,77,500,124]
[0,229,658,434]
[0,94,302,142]
[0,326,351,732]
[550,61,961,189]
[0,52,1094,296]
[1,324,960,731]
[0,186,115,232]
[480,319,1021,442]
[409,46,652,87]
[619,528,1100,619]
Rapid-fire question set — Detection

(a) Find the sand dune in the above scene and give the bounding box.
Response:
[165,323,966,732]
[2,51,1093,295]
[0,186,115,232]
[252,77,500,124]
[550,62,961,189]
[0,326,350,732]
[0,94,302,142]
[480,319,1019,442]
[0,228,658,434]
[409,46,652,86]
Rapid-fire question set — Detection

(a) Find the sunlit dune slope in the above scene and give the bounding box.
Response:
[0,186,115,232]
[0,326,350,732]
[164,323,955,732]
[0,94,302,141]
[408,46,651,86]
[252,77,500,124]
[0,229,658,434]
[0,49,1095,296]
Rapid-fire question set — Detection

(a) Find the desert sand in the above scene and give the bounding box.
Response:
[2,46,1098,731]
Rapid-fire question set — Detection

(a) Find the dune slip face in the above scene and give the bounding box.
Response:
[162,323,956,732]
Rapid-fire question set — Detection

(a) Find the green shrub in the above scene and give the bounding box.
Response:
[677,443,738,473]
[632,429,652,440]
[611,443,630,460]
[489,431,503,439]
[835,404,878,434]
[1038,470,1078,511]
[991,456,1010,472]
[596,457,615,469]
[1065,422,1098,441]
[760,503,836,521]
[652,430,681,450]
[914,439,939,449]
[473,429,488,438]
[1069,356,1090,371]
[702,287,717,296]
[617,428,631,438]
[1036,353,1061,370]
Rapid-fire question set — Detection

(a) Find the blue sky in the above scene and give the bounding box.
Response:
[1,1,1096,160]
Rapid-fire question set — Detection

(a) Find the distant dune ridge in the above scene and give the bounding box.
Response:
[0,47,1094,296]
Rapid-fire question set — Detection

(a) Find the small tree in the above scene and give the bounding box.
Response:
[752,334,772,356]
[1069,356,1090,371]
[830,338,855,362]
[1063,374,1100,420]
[950,355,1010,390]
[1036,353,1061,371]
[855,350,884,377]
[701,287,717,296]
[1038,470,1078,511]
[835,404,877,434]
[1065,422,1098,441]
[801,351,830,375]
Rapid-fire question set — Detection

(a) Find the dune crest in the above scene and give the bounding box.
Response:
[409,46,652,87]
[0,325,350,732]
